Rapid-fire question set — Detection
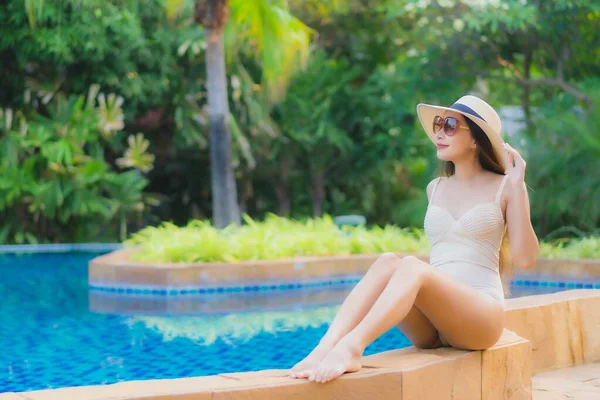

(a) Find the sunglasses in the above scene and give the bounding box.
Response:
[433,115,469,136]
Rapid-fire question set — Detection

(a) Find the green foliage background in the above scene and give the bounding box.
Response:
[1,0,600,247]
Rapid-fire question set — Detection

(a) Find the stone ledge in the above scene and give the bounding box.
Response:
[19,288,600,399]
[532,361,600,399]
[10,330,531,400]
[89,248,600,289]
[505,289,600,373]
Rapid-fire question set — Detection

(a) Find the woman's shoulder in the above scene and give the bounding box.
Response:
[478,171,506,187]
[426,176,443,200]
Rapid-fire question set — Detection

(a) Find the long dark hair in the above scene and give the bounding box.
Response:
[441,116,505,177]
[439,115,513,291]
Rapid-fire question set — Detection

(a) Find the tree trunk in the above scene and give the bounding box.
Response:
[202,0,241,228]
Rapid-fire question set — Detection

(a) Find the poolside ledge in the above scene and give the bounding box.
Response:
[4,329,531,400]
[9,290,600,400]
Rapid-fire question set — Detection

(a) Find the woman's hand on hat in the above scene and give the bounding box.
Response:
[503,143,526,185]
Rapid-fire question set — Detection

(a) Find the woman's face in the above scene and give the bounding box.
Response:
[433,111,476,162]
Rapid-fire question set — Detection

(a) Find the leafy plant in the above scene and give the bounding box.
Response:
[0,85,155,244]
[540,236,600,260]
[526,80,600,236]
[124,213,429,263]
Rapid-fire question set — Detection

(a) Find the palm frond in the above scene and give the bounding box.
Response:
[227,0,315,103]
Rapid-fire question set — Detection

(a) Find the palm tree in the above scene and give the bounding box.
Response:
[193,1,241,228]
[24,0,313,228]
[169,0,313,228]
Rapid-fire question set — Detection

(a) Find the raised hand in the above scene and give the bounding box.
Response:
[503,143,526,185]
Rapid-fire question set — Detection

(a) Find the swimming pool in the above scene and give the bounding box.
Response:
[0,251,597,393]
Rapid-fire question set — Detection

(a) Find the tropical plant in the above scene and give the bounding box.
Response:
[165,0,314,228]
[0,85,155,243]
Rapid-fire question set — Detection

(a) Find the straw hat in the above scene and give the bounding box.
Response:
[416,95,509,171]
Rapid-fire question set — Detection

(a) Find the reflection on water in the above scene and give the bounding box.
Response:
[88,275,600,346]
[125,305,342,345]
[90,285,353,316]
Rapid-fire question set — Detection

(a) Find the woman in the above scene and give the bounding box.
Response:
[288,95,540,383]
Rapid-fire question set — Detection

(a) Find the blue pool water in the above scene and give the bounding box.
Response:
[0,251,597,393]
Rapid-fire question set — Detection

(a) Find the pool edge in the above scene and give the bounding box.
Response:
[14,289,600,400]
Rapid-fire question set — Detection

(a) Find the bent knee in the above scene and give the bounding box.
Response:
[397,255,430,272]
[370,252,402,273]
[378,252,401,263]
[372,253,428,276]
[402,255,420,264]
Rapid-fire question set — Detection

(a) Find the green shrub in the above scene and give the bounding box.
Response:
[540,236,600,260]
[124,213,430,263]
[0,85,155,244]
[125,213,600,263]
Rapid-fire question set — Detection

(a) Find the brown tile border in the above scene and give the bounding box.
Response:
[88,248,600,289]
[505,289,600,373]
[14,330,530,400]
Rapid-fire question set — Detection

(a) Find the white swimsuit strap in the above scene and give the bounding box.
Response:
[430,177,442,202]
[495,175,509,203]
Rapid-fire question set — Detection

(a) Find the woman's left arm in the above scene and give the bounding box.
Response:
[503,143,540,270]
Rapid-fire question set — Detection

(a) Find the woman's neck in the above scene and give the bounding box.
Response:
[452,159,485,182]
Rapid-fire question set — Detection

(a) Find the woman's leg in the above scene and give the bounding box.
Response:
[396,306,443,349]
[290,253,439,378]
[308,256,505,383]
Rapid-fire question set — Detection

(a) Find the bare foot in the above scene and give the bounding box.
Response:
[308,340,362,383]
[289,343,335,379]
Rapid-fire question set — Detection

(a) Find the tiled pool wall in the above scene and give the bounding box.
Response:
[84,249,600,316]
[0,243,122,253]
[88,274,600,296]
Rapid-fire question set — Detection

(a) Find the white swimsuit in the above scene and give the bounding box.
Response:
[424,175,508,306]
